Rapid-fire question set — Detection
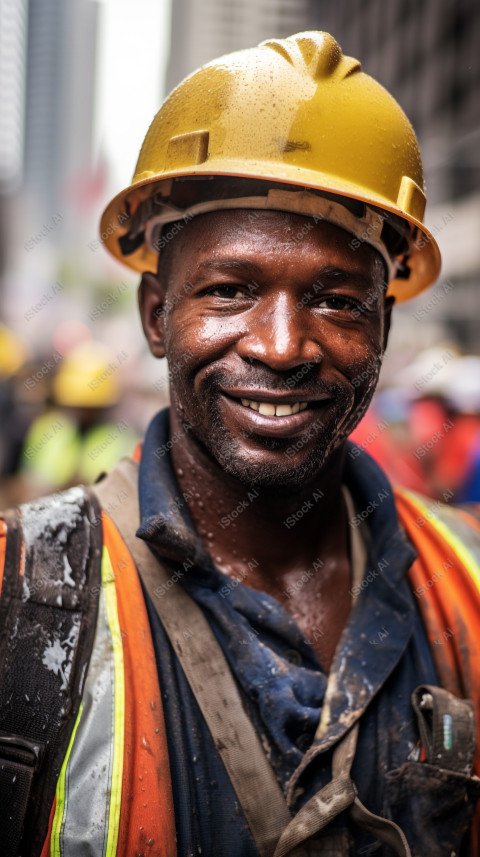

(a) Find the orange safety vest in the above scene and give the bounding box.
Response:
[38,507,177,857]
[395,488,480,854]
[0,476,479,855]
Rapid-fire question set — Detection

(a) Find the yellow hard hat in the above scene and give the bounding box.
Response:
[53,341,121,408]
[0,324,27,378]
[100,31,441,301]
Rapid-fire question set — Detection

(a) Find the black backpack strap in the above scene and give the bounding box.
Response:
[0,486,102,857]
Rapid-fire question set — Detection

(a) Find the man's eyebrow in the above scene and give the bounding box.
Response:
[192,260,377,290]
[310,267,376,289]
[193,259,264,277]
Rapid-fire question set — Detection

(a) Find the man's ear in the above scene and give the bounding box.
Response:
[382,295,395,352]
[138,271,167,358]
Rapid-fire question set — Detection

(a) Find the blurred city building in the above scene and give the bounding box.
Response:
[0,0,103,342]
[0,0,28,276]
[1,0,100,270]
[23,0,100,243]
[166,0,312,91]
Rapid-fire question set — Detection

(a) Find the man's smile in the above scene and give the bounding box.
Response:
[220,388,333,437]
[240,399,309,416]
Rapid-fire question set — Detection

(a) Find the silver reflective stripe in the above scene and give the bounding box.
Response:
[52,561,120,856]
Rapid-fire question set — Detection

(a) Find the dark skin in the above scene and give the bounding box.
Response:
[139,210,393,671]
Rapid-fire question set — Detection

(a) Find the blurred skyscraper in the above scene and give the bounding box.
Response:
[0,0,27,192]
[23,0,100,238]
[0,0,28,274]
[166,0,312,91]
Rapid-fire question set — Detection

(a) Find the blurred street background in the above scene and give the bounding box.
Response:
[0,0,479,505]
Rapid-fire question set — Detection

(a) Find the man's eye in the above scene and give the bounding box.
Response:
[314,295,359,311]
[202,285,246,299]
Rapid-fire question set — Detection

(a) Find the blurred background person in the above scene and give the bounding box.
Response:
[18,339,139,498]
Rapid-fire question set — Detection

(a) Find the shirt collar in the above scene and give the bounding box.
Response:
[136,407,212,568]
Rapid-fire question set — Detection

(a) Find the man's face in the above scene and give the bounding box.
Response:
[141,209,391,489]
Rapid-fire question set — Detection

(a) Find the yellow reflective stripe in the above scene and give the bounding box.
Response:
[402,490,480,590]
[50,703,84,857]
[102,545,125,857]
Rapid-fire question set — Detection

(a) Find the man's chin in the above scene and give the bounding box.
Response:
[211,434,340,491]
[172,396,350,490]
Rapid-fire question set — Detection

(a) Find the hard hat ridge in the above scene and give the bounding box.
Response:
[260,31,359,81]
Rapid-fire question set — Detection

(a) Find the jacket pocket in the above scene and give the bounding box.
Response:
[383,761,480,857]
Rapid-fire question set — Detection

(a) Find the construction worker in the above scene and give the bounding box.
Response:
[1,31,480,857]
[19,340,139,495]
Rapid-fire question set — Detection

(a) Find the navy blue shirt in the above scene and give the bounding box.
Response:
[136,408,456,855]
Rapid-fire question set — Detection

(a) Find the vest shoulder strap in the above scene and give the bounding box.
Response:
[0,486,102,857]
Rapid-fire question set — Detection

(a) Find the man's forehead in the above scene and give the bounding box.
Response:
[174,209,383,278]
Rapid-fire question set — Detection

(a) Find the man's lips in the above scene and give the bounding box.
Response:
[219,388,333,438]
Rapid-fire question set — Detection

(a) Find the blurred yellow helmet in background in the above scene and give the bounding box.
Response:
[53,341,120,409]
[0,324,27,379]
[100,31,441,301]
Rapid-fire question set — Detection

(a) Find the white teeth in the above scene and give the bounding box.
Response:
[239,399,309,416]
[258,402,276,416]
[276,403,294,416]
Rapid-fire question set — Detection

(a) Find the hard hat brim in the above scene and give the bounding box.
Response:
[99,161,441,302]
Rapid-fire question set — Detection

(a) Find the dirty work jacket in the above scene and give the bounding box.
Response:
[135,408,479,856]
[1,405,480,856]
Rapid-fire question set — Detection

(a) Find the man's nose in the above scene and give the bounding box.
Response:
[236,292,323,371]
